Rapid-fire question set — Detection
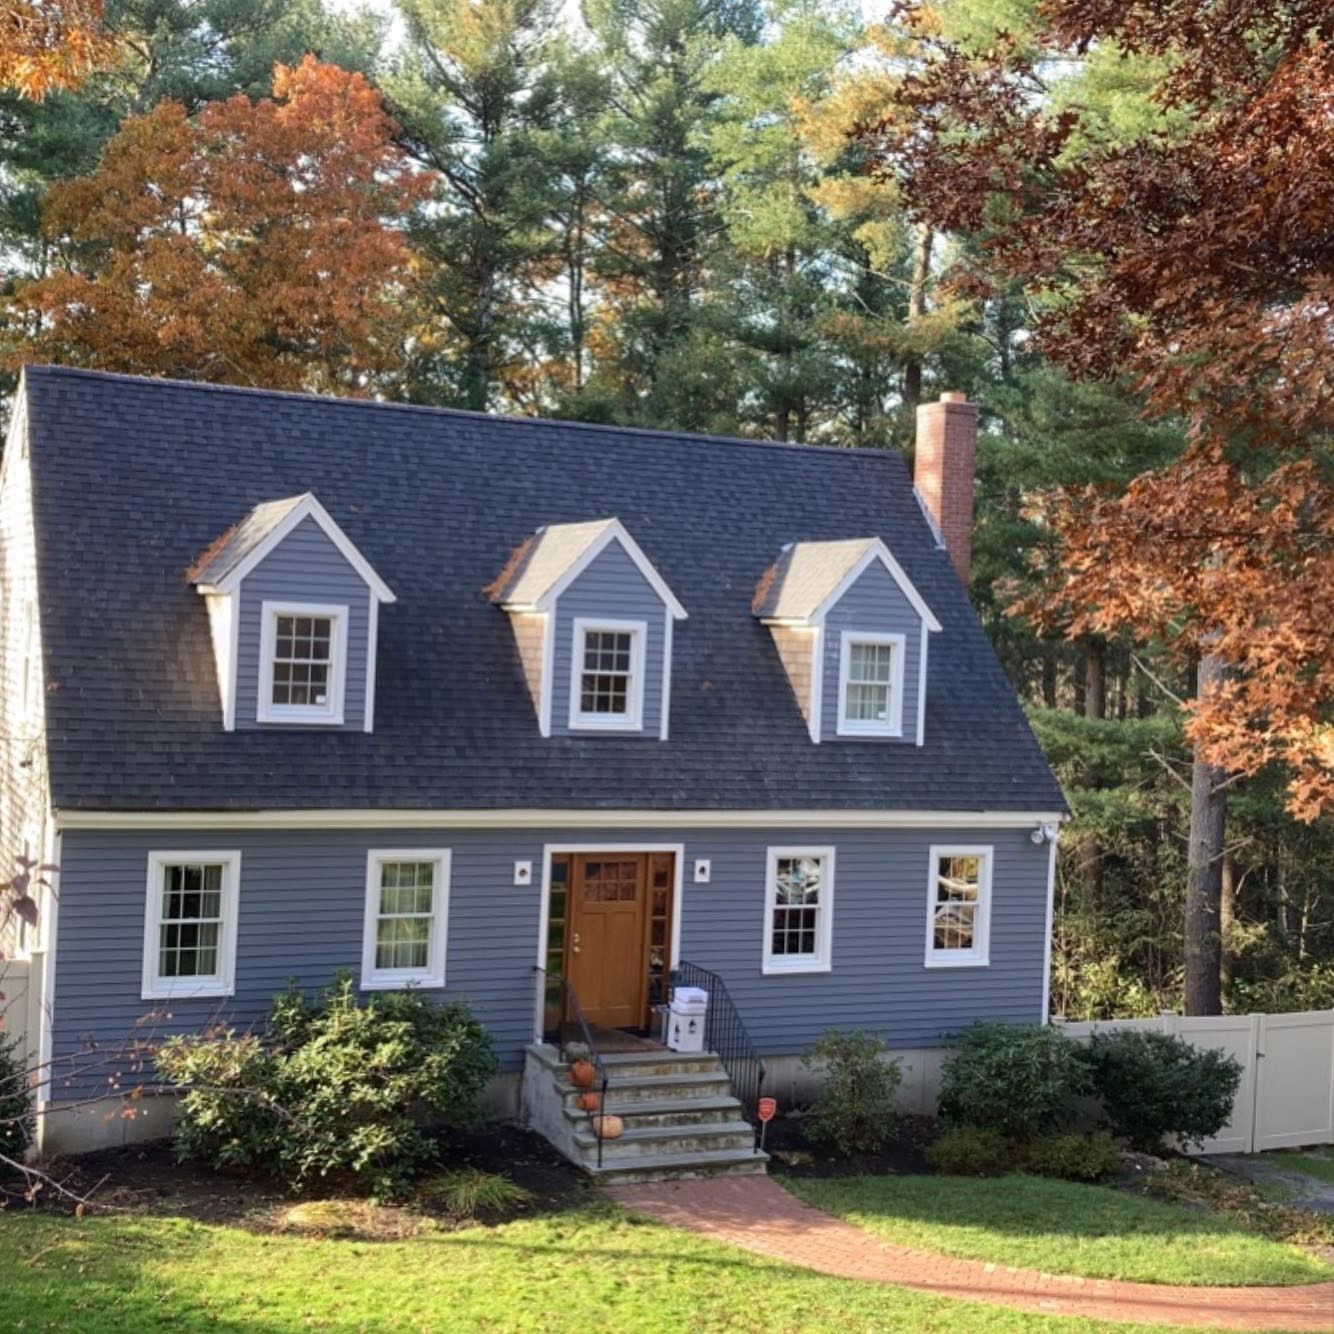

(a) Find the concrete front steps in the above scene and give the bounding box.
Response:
[522,1043,769,1184]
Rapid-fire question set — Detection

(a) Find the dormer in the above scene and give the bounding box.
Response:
[489,518,686,739]
[753,538,940,745]
[191,494,395,733]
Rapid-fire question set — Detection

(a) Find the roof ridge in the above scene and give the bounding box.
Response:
[21,363,906,463]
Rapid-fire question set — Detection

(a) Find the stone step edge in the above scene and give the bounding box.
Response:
[573,1118,756,1147]
[562,1094,743,1123]
[587,1147,770,1178]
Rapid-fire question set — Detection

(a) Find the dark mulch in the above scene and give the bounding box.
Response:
[1,1123,590,1231]
[761,1112,935,1178]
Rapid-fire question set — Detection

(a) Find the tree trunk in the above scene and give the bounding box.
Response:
[1220,849,1236,1000]
[1184,653,1227,1016]
[902,225,933,416]
[1079,637,1106,909]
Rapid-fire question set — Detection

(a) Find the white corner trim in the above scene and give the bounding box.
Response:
[835,630,906,738]
[256,600,348,727]
[34,825,61,1129]
[56,807,1070,832]
[659,607,673,741]
[530,519,687,621]
[761,845,835,975]
[360,848,450,990]
[534,842,685,1041]
[916,629,929,747]
[807,623,824,744]
[812,539,942,634]
[1040,826,1060,1023]
[363,591,379,734]
[141,850,242,1000]
[567,616,647,732]
[923,843,993,969]
[199,493,396,603]
[538,611,555,738]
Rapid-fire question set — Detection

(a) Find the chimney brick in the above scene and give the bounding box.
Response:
[914,392,979,586]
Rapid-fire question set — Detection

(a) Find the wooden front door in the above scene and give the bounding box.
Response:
[567,853,650,1029]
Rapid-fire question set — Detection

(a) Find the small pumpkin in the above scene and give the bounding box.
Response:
[592,1114,624,1141]
[576,1091,600,1112]
[569,1059,596,1088]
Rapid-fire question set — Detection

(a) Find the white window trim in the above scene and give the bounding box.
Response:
[257,600,348,726]
[836,631,906,737]
[568,616,647,732]
[762,845,835,975]
[924,844,993,968]
[361,849,451,990]
[141,850,241,1000]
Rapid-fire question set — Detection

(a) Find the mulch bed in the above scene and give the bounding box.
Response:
[1,1122,591,1232]
[761,1112,935,1178]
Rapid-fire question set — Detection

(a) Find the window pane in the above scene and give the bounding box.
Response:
[271,613,335,708]
[376,916,430,971]
[933,855,981,952]
[157,864,226,979]
[579,630,633,716]
[771,856,823,957]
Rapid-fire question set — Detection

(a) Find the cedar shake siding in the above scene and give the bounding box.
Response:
[768,625,815,728]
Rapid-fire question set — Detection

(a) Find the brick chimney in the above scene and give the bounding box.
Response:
[914,391,979,586]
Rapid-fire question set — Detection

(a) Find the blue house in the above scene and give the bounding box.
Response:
[0,366,1064,1177]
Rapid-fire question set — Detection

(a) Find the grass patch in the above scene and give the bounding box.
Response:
[418,1167,533,1219]
[784,1174,1334,1287]
[1269,1147,1334,1185]
[3,1202,1170,1332]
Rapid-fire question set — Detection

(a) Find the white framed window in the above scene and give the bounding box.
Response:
[361,850,451,989]
[925,845,992,967]
[141,851,241,1000]
[837,631,905,737]
[257,600,347,725]
[762,846,834,974]
[569,617,646,731]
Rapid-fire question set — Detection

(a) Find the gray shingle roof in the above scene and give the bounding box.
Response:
[21,365,1065,814]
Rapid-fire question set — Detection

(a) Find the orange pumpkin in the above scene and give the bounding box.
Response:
[569,1059,596,1088]
[592,1114,624,1140]
[576,1091,600,1112]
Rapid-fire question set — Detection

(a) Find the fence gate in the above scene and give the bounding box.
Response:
[1058,1009,1334,1156]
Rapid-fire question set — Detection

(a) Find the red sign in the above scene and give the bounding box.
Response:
[757,1097,777,1123]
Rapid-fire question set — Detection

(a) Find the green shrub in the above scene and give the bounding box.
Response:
[938,1022,1090,1142]
[927,1125,1013,1176]
[157,973,498,1198]
[0,1033,33,1162]
[800,1029,902,1155]
[1023,1131,1121,1182]
[1084,1029,1241,1151]
[420,1167,532,1219]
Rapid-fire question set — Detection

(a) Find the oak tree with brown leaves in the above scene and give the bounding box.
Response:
[862,0,1333,1013]
[9,56,431,395]
[0,0,112,98]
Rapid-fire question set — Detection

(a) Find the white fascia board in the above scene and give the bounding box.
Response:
[521,519,688,621]
[811,539,941,634]
[198,493,396,604]
[56,807,1069,831]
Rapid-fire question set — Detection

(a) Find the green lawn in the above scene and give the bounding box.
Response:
[1269,1147,1334,1185]
[783,1174,1334,1287]
[2,1202,1182,1334]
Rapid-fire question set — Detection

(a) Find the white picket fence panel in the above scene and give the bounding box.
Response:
[1057,1009,1334,1155]
[0,955,37,1068]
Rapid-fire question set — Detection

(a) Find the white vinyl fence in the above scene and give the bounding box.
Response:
[1057,1010,1334,1156]
[0,955,39,1069]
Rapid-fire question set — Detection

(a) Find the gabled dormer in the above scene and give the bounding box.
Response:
[489,518,687,739]
[753,538,940,745]
[190,494,396,733]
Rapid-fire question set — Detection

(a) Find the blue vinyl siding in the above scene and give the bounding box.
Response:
[234,517,371,731]
[51,823,1049,1096]
[821,561,924,743]
[550,542,667,736]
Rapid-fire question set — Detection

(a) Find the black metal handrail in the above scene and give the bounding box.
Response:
[671,960,766,1150]
[533,966,611,1168]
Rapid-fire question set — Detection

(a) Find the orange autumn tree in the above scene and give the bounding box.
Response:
[0,0,112,98]
[10,56,431,394]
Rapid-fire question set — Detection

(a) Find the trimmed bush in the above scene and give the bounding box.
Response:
[800,1029,902,1155]
[0,1033,33,1163]
[927,1125,1013,1176]
[938,1022,1089,1142]
[1085,1029,1241,1151]
[1023,1131,1121,1182]
[157,973,498,1198]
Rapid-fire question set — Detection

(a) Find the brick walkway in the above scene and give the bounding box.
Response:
[606,1176,1334,1330]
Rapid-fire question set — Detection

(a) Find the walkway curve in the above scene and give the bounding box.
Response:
[606,1176,1334,1331]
